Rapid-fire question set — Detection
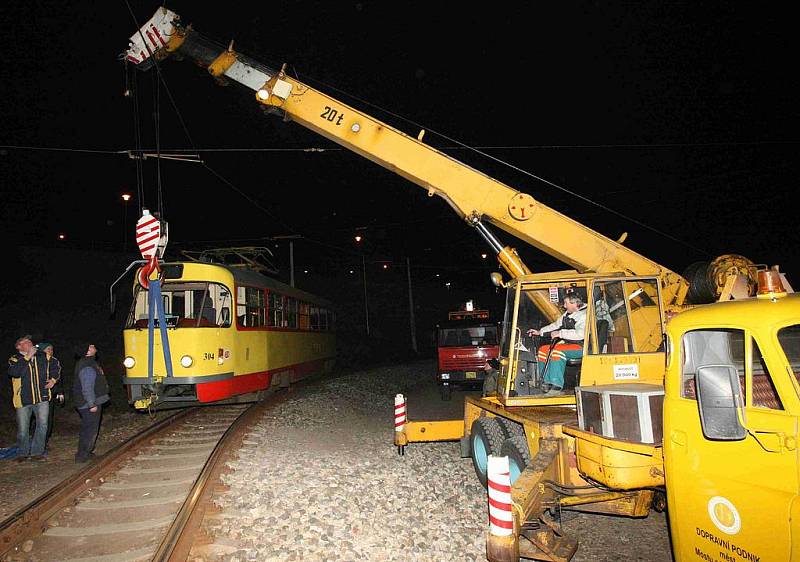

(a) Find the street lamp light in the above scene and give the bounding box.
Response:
[121,193,132,250]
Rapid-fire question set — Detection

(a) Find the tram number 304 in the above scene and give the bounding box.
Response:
[320,106,345,126]
[203,352,215,361]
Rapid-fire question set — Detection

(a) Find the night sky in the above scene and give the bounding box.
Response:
[2,2,799,295]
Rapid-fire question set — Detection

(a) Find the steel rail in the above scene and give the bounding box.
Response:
[0,408,192,556]
[152,397,279,561]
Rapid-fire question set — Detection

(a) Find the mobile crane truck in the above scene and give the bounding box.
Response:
[126,9,800,561]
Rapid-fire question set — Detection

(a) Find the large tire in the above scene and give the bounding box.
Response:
[495,416,525,440]
[470,417,506,488]
[501,435,532,485]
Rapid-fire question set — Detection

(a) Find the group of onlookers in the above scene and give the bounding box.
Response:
[7,335,109,463]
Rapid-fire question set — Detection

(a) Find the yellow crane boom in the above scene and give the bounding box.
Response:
[126,8,691,314]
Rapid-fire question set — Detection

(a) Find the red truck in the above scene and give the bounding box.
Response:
[435,304,500,400]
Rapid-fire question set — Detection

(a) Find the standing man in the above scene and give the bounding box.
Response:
[37,342,64,444]
[73,342,110,463]
[7,335,58,461]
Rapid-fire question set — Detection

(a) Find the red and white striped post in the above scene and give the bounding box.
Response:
[486,454,518,562]
[394,394,407,455]
[135,209,161,289]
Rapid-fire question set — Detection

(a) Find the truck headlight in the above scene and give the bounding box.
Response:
[180,355,193,368]
[123,356,136,369]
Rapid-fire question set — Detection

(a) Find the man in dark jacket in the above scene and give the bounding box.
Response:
[73,342,110,463]
[37,342,64,443]
[8,335,58,461]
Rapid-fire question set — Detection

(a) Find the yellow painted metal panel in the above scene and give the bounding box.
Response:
[664,294,800,562]
[563,425,664,489]
[404,420,464,442]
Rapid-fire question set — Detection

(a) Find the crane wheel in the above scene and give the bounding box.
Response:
[500,435,532,484]
[652,490,667,512]
[495,416,525,440]
[470,417,506,488]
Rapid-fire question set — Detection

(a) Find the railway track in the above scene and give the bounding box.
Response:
[0,399,272,562]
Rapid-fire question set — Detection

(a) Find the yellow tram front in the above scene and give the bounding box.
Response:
[122,262,336,409]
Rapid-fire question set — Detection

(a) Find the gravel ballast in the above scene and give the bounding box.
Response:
[197,360,672,562]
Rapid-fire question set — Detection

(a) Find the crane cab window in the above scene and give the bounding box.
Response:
[590,279,663,355]
[680,328,783,410]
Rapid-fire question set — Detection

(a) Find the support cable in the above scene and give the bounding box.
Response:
[123,0,297,235]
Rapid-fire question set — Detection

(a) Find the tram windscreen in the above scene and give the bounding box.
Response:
[126,282,232,328]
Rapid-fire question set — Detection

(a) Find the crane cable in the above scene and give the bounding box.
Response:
[124,60,145,215]
[299,69,712,257]
[123,0,298,235]
[125,0,169,223]
[152,68,164,219]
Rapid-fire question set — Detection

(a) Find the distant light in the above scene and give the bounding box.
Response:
[435,273,440,277]
[481,253,488,259]
[383,264,388,270]
[121,193,132,202]
[57,233,66,240]
[445,282,451,287]
[304,269,309,274]
[354,234,362,243]
[349,270,355,274]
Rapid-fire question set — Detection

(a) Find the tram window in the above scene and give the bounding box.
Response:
[237,286,266,328]
[299,302,310,330]
[128,282,232,329]
[171,293,186,317]
[286,298,298,328]
[268,292,284,327]
[311,306,320,330]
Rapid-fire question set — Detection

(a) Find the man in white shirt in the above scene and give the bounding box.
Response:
[527,293,586,395]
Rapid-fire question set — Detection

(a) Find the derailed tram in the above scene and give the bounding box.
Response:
[122,262,336,409]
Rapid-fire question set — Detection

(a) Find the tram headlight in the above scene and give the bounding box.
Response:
[180,355,194,368]
[123,356,136,369]
[217,356,225,365]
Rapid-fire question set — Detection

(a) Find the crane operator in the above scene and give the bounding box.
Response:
[526,292,587,396]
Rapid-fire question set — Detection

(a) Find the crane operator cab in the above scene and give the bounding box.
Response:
[494,273,667,406]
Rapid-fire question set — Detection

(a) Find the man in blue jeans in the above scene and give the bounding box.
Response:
[8,335,58,462]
